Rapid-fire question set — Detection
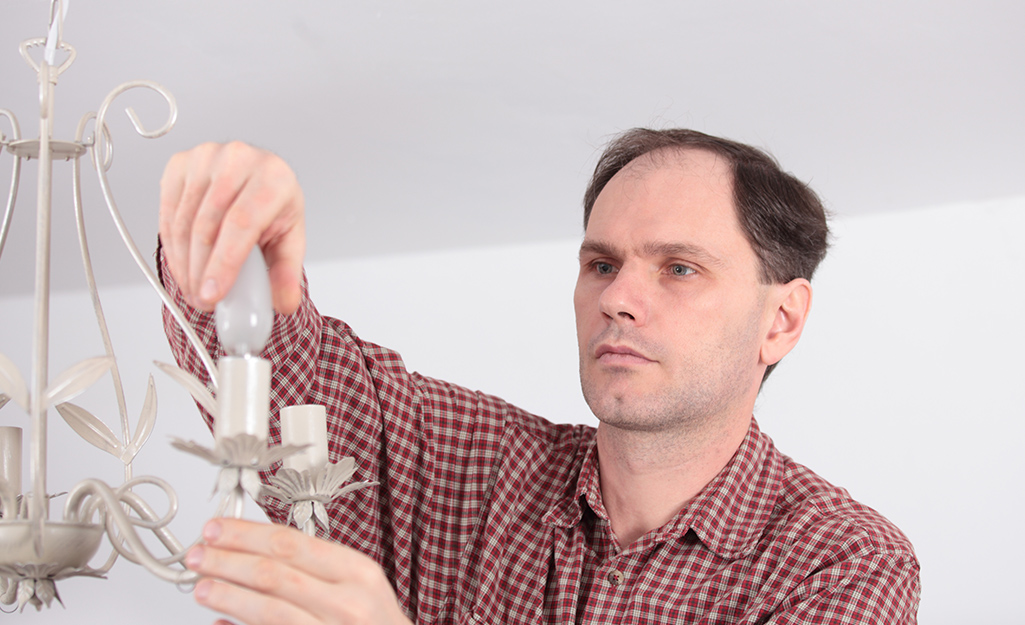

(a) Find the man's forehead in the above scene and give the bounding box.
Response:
[583,146,756,270]
[591,147,739,228]
[616,147,734,189]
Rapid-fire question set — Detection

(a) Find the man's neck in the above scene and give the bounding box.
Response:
[595,414,751,549]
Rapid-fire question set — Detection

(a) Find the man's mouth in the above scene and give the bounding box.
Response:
[594,344,655,365]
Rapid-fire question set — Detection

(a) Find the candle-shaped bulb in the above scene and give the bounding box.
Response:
[216,248,273,357]
[213,248,272,443]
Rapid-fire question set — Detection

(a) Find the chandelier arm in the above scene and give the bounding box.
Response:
[116,490,200,562]
[0,109,22,264]
[86,82,218,388]
[70,140,133,482]
[215,484,247,519]
[74,499,121,578]
[71,475,196,559]
[99,499,193,572]
[89,545,120,577]
[63,479,198,584]
[100,493,190,569]
[112,476,180,531]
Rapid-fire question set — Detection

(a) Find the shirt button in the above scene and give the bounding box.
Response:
[607,569,625,586]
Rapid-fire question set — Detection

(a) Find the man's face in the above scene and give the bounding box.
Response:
[574,149,774,434]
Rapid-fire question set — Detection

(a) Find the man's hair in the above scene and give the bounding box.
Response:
[583,128,830,381]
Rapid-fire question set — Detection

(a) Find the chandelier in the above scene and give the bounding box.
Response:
[0,1,370,612]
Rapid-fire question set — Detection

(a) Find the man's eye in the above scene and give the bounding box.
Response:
[594,262,615,275]
[669,264,694,276]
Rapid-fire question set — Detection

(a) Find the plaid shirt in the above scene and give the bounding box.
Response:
[161,259,920,624]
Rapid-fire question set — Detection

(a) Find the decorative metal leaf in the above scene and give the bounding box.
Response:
[121,375,157,464]
[291,500,313,529]
[263,443,312,467]
[34,579,57,609]
[317,457,357,492]
[216,466,241,497]
[0,576,15,605]
[55,402,122,457]
[217,434,268,465]
[240,469,263,502]
[313,501,330,530]
[263,467,309,502]
[154,361,217,417]
[337,481,377,498]
[45,356,114,408]
[16,578,35,612]
[170,438,220,464]
[0,352,29,411]
[0,393,10,412]
[273,467,309,492]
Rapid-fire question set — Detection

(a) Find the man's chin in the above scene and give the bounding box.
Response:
[586,395,658,430]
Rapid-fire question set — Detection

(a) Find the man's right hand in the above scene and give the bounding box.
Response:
[159,141,306,315]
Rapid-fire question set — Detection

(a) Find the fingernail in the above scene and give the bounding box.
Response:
[194,578,211,602]
[185,545,204,569]
[203,519,222,543]
[199,279,218,304]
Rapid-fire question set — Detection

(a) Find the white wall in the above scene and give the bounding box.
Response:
[759,196,1025,624]
[1,195,1022,623]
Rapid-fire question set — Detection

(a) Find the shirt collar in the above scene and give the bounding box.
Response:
[545,418,783,560]
[541,438,599,528]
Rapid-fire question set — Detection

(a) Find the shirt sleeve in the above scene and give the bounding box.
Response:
[766,549,921,625]
[156,244,540,619]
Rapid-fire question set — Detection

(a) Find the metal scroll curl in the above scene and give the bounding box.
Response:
[63,477,199,585]
[0,109,22,268]
[78,81,218,386]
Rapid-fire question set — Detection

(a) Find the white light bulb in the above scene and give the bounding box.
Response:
[215,248,273,357]
[213,248,273,444]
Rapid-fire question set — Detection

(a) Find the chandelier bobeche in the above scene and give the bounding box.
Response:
[0,1,371,612]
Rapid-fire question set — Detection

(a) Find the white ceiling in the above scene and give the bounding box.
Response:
[2,0,1023,296]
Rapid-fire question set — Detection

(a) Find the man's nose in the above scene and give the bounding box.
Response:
[598,267,649,325]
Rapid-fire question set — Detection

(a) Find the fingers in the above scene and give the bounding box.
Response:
[186,519,409,625]
[204,155,305,314]
[159,142,305,314]
[193,575,314,625]
[194,573,389,625]
[198,518,376,585]
[160,144,212,304]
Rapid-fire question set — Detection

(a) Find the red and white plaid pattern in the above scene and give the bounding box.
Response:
[161,254,920,624]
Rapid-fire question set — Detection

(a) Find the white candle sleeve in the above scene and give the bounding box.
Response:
[215,356,271,442]
[0,426,22,497]
[280,405,329,472]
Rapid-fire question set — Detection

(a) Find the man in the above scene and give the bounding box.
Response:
[159,129,920,624]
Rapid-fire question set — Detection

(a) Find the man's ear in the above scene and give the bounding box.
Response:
[760,279,813,367]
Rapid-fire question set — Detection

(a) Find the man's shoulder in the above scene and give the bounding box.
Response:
[713,433,922,623]
[771,454,916,561]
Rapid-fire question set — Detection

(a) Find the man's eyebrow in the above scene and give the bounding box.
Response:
[579,239,727,268]
[578,239,620,260]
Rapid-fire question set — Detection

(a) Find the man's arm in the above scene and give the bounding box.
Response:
[159,143,416,624]
[767,549,921,625]
[158,142,549,624]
